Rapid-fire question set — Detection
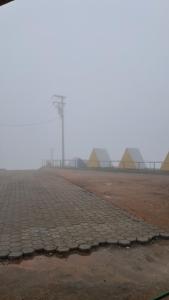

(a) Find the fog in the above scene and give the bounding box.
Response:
[0,0,169,169]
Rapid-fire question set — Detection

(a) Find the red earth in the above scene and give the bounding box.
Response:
[1,241,169,300]
[55,168,169,230]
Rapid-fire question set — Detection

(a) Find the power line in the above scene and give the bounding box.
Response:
[0,117,57,128]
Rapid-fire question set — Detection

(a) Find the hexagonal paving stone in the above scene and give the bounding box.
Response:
[44,245,56,253]
[118,240,131,247]
[106,239,118,245]
[79,244,91,251]
[0,250,9,259]
[22,248,34,256]
[9,251,23,260]
[0,170,163,261]
[160,232,169,239]
[57,247,69,254]
[137,236,150,244]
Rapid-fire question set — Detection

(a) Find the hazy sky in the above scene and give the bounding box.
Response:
[0,0,169,169]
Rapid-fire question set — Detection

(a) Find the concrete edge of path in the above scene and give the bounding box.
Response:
[1,233,169,263]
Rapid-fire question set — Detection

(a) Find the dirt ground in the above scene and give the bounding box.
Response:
[1,168,169,300]
[56,168,169,230]
[1,241,169,300]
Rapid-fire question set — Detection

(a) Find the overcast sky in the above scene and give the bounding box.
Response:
[0,0,169,169]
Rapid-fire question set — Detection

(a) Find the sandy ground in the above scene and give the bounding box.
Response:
[56,168,169,230]
[1,241,169,300]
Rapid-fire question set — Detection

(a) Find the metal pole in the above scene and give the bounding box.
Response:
[61,97,65,168]
[50,148,54,166]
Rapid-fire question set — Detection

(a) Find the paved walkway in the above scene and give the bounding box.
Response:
[0,170,166,260]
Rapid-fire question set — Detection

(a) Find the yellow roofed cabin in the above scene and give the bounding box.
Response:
[161,152,169,171]
[87,148,111,168]
[119,148,146,169]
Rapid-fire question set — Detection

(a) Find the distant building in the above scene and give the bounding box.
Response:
[87,148,111,168]
[0,0,14,6]
[119,148,146,169]
[68,158,86,169]
[161,152,169,171]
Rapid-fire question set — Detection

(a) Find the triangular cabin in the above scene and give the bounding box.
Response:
[119,148,146,169]
[87,148,111,168]
[161,152,169,171]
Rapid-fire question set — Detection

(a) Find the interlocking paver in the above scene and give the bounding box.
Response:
[0,169,167,259]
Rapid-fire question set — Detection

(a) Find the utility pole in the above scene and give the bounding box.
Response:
[52,95,66,168]
[50,148,54,166]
